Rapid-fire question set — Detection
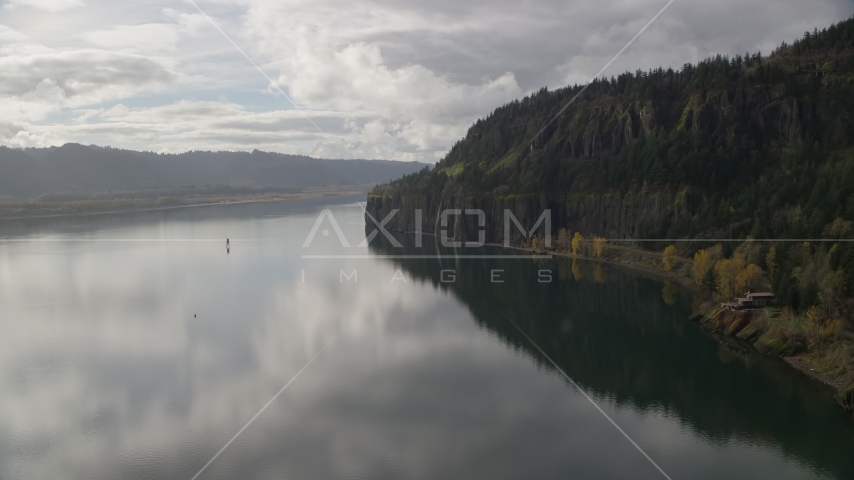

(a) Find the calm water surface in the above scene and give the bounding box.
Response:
[0,197,852,479]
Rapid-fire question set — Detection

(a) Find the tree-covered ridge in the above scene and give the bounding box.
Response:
[384,15,854,197]
[0,144,427,201]
[368,17,854,397]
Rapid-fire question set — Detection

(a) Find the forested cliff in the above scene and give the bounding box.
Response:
[368,17,854,312]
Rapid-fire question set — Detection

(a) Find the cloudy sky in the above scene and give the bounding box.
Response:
[1,0,852,161]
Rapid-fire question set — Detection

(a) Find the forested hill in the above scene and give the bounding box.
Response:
[371,16,854,240]
[368,17,854,315]
[0,144,426,200]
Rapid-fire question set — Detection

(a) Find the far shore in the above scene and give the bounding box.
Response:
[0,190,363,221]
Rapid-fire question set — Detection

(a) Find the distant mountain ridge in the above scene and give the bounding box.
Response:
[0,144,427,200]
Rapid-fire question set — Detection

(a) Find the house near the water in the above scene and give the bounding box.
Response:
[721,292,776,310]
[735,292,775,308]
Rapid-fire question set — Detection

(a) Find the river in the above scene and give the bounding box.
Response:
[0,197,852,479]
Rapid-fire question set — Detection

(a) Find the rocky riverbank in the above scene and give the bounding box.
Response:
[690,303,854,413]
[501,241,854,415]
[378,219,854,414]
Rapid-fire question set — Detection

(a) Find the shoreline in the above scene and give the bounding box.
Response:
[690,303,854,413]
[382,225,698,290]
[784,355,847,391]
[383,226,698,291]
[501,243,852,408]
[386,226,850,411]
[491,243,700,292]
[0,191,362,222]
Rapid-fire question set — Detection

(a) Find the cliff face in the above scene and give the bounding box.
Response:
[367,18,854,245]
[366,190,693,243]
[539,86,829,160]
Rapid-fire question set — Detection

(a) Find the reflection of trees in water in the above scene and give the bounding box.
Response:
[368,231,854,480]
[571,260,583,281]
[593,264,606,284]
[661,281,676,306]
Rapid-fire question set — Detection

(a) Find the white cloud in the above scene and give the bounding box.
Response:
[0,46,175,124]
[247,10,524,159]
[0,48,175,98]
[12,99,364,153]
[80,23,181,53]
[5,0,84,12]
[0,25,29,44]
[0,0,852,159]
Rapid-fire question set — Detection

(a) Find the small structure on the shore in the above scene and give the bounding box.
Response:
[721,292,775,310]
[735,292,775,308]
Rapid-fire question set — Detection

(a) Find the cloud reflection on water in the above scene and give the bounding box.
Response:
[0,201,848,479]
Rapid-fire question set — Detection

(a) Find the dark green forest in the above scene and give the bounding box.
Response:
[369,17,854,403]
[368,18,854,404]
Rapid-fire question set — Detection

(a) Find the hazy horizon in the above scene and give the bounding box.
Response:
[10,142,421,163]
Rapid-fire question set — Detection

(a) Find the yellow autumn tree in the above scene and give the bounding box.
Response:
[571,232,584,255]
[715,257,747,297]
[557,228,571,251]
[593,237,607,258]
[692,244,723,286]
[692,249,712,284]
[805,306,824,347]
[735,263,763,294]
[662,245,677,272]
